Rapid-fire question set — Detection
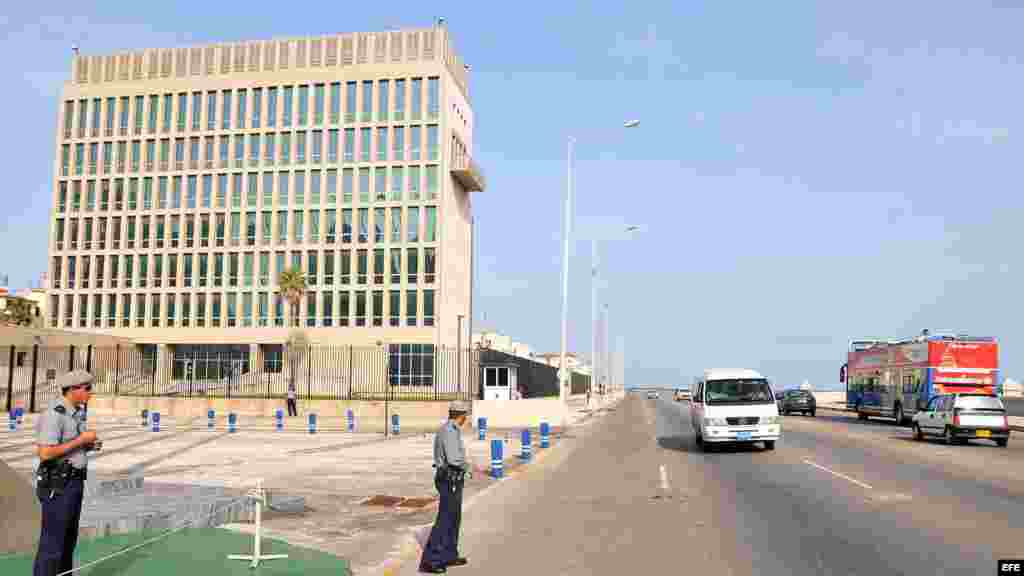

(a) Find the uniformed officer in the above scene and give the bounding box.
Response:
[33,370,100,576]
[419,401,473,573]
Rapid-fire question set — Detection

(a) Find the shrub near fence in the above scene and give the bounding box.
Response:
[2,344,480,412]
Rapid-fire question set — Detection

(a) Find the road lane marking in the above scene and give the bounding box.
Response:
[660,465,670,491]
[803,459,874,490]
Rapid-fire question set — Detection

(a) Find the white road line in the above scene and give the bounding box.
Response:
[660,464,670,491]
[803,459,874,490]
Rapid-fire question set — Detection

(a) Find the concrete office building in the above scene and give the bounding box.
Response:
[45,24,485,379]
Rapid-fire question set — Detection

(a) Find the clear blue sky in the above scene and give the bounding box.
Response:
[2,1,1022,389]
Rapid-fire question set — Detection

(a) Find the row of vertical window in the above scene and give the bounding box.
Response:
[60,126,440,177]
[50,248,435,291]
[57,167,439,214]
[54,205,437,253]
[63,78,441,140]
[50,289,436,330]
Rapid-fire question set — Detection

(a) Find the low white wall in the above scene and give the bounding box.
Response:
[472,398,569,429]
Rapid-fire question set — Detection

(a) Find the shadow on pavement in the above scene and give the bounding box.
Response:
[888,435,1006,448]
[656,435,769,454]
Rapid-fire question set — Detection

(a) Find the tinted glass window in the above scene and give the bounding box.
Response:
[955,395,1004,411]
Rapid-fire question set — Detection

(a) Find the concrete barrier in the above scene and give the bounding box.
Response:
[472,398,569,429]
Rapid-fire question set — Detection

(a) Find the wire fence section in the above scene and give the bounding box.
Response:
[3,343,481,411]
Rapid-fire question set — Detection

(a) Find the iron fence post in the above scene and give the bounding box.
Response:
[5,346,14,413]
[30,345,39,412]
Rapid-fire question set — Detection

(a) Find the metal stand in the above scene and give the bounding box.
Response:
[228,479,288,568]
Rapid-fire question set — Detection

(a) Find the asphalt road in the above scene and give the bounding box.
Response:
[1003,396,1024,417]
[402,393,1024,575]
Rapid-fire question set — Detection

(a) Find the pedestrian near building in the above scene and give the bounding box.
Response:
[286,382,298,417]
[32,370,101,576]
[419,401,473,573]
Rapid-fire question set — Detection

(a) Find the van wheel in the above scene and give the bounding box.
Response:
[763,440,776,450]
[892,403,909,426]
[996,438,1008,448]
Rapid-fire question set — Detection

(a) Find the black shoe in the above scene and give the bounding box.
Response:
[419,564,447,574]
[447,557,468,567]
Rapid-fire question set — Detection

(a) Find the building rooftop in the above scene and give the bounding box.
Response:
[67,24,471,98]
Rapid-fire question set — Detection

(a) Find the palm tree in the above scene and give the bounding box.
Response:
[277,268,306,328]
[278,267,307,394]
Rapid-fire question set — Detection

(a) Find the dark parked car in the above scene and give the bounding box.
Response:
[780,390,817,416]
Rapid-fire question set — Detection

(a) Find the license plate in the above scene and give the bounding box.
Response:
[976,430,991,438]
[736,431,752,440]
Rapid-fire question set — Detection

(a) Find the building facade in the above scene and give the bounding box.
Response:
[46,24,484,377]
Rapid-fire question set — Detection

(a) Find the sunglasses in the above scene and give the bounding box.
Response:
[72,384,93,392]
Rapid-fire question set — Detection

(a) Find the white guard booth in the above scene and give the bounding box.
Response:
[482,363,517,401]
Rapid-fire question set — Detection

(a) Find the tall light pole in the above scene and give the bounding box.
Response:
[591,224,642,401]
[560,121,640,407]
[558,137,575,405]
[565,120,634,405]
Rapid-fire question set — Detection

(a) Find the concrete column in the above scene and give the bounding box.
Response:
[249,343,259,377]
[155,344,172,391]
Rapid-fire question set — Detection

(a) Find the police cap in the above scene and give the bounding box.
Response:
[448,401,470,415]
[58,370,94,391]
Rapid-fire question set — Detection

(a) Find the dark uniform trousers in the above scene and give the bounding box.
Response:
[33,476,85,576]
[421,470,464,568]
[286,398,298,417]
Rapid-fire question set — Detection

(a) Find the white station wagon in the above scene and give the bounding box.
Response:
[912,393,1010,447]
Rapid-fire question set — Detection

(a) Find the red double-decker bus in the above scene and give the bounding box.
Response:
[840,332,999,424]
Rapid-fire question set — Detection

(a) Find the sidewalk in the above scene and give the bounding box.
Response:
[1,396,626,576]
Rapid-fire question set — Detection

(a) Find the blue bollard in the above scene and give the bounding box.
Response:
[207,409,215,430]
[346,409,355,432]
[8,412,15,432]
[391,414,400,436]
[141,409,149,428]
[16,407,24,426]
[152,412,161,433]
[478,417,487,441]
[540,422,550,449]
[520,429,532,462]
[276,409,284,431]
[308,413,317,434]
[228,412,237,433]
[490,439,504,478]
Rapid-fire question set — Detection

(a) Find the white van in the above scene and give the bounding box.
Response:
[689,368,781,451]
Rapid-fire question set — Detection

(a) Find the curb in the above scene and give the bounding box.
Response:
[818,405,1024,433]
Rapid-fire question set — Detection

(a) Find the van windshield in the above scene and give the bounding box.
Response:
[705,379,775,405]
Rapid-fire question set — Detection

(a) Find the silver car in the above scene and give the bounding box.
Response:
[912,393,1010,447]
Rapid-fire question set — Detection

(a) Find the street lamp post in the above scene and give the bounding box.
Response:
[559,121,639,408]
[558,137,575,406]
